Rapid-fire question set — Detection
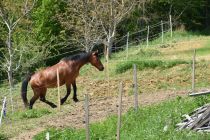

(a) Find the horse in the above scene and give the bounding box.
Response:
[21,51,104,109]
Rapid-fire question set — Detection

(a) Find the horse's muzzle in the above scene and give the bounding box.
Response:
[99,66,104,71]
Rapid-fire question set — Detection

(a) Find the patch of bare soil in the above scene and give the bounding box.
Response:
[11,90,187,140]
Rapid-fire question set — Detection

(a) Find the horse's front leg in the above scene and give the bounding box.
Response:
[72,80,79,102]
[61,84,71,105]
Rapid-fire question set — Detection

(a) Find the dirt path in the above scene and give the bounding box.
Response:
[11,90,187,140]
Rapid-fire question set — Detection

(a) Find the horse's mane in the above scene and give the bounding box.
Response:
[61,52,91,61]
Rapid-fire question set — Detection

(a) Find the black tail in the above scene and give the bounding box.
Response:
[21,74,33,108]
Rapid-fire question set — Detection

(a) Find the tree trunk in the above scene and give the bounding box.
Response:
[105,36,113,61]
[7,68,13,88]
[7,29,14,88]
[7,29,14,113]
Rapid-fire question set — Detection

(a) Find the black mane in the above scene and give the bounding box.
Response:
[61,52,91,61]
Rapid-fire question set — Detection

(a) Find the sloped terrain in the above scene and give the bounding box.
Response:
[0,31,210,139]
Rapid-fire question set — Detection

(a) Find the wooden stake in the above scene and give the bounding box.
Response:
[169,15,172,38]
[126,32,129,60]
[161,20,164,43]
[107,47,110,96]
[84,93,90,140]
[116,82,123,140]
[0,97,6,126]
[147,26,149,47]
[57,69,61,111]
[133,64,138,111]
[192,49,196,93]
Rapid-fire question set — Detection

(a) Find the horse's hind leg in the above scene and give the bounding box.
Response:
[39,88,57,108]
[29,95,39,109]
[72,81,79,102]
[29,88,40,109]
[61,84,71,105]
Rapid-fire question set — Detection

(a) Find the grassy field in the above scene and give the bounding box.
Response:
[0,30,210,139]
[34,96,210,140]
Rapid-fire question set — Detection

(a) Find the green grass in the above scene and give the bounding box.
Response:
[115,59,189,74]
[16,108,51,119]
[0,133,7,140]
[34,96,210,140]
[149,30,204,46]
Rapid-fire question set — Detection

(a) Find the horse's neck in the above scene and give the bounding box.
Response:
[74,57,89,71]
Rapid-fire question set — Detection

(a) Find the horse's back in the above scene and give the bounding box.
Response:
[30,61,76,88]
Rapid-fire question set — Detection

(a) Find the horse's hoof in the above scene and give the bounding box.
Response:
[61,99,65,105]
[73,98,79,102]
[51,105,57,108]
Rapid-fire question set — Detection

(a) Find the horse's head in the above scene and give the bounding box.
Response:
[89,51,104,71]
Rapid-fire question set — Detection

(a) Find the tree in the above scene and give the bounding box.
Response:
[0,0,35,111]
[93,0,136,60]
[0,0,35,87]
[32,0,64,44]
[143,0,207,30]
[58,0,103,52]
[58,0,136,59]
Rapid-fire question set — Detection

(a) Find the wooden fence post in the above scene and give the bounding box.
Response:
[57,69,61,111]
[169,15,173,38]
[116,82,123,140]
[105,46,110,95]
[161,20,164,43]
[0,97,6,126]
[84,93,90,140]
[146,26,149,47]
[107,55,110,96]
[133,64,138,111]
[126,32,129,60]
[192,49,196,93]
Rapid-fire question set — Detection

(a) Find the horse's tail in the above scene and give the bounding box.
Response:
[21,73,33,108]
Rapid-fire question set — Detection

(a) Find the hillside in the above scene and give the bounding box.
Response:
[0,31,210,139]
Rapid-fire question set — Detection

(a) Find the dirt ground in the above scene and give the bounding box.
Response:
[11,90,187,140]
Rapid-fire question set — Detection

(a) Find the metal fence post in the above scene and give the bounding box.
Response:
[0,97,6,126]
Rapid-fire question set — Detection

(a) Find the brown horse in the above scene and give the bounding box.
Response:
[21,51,104,109]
